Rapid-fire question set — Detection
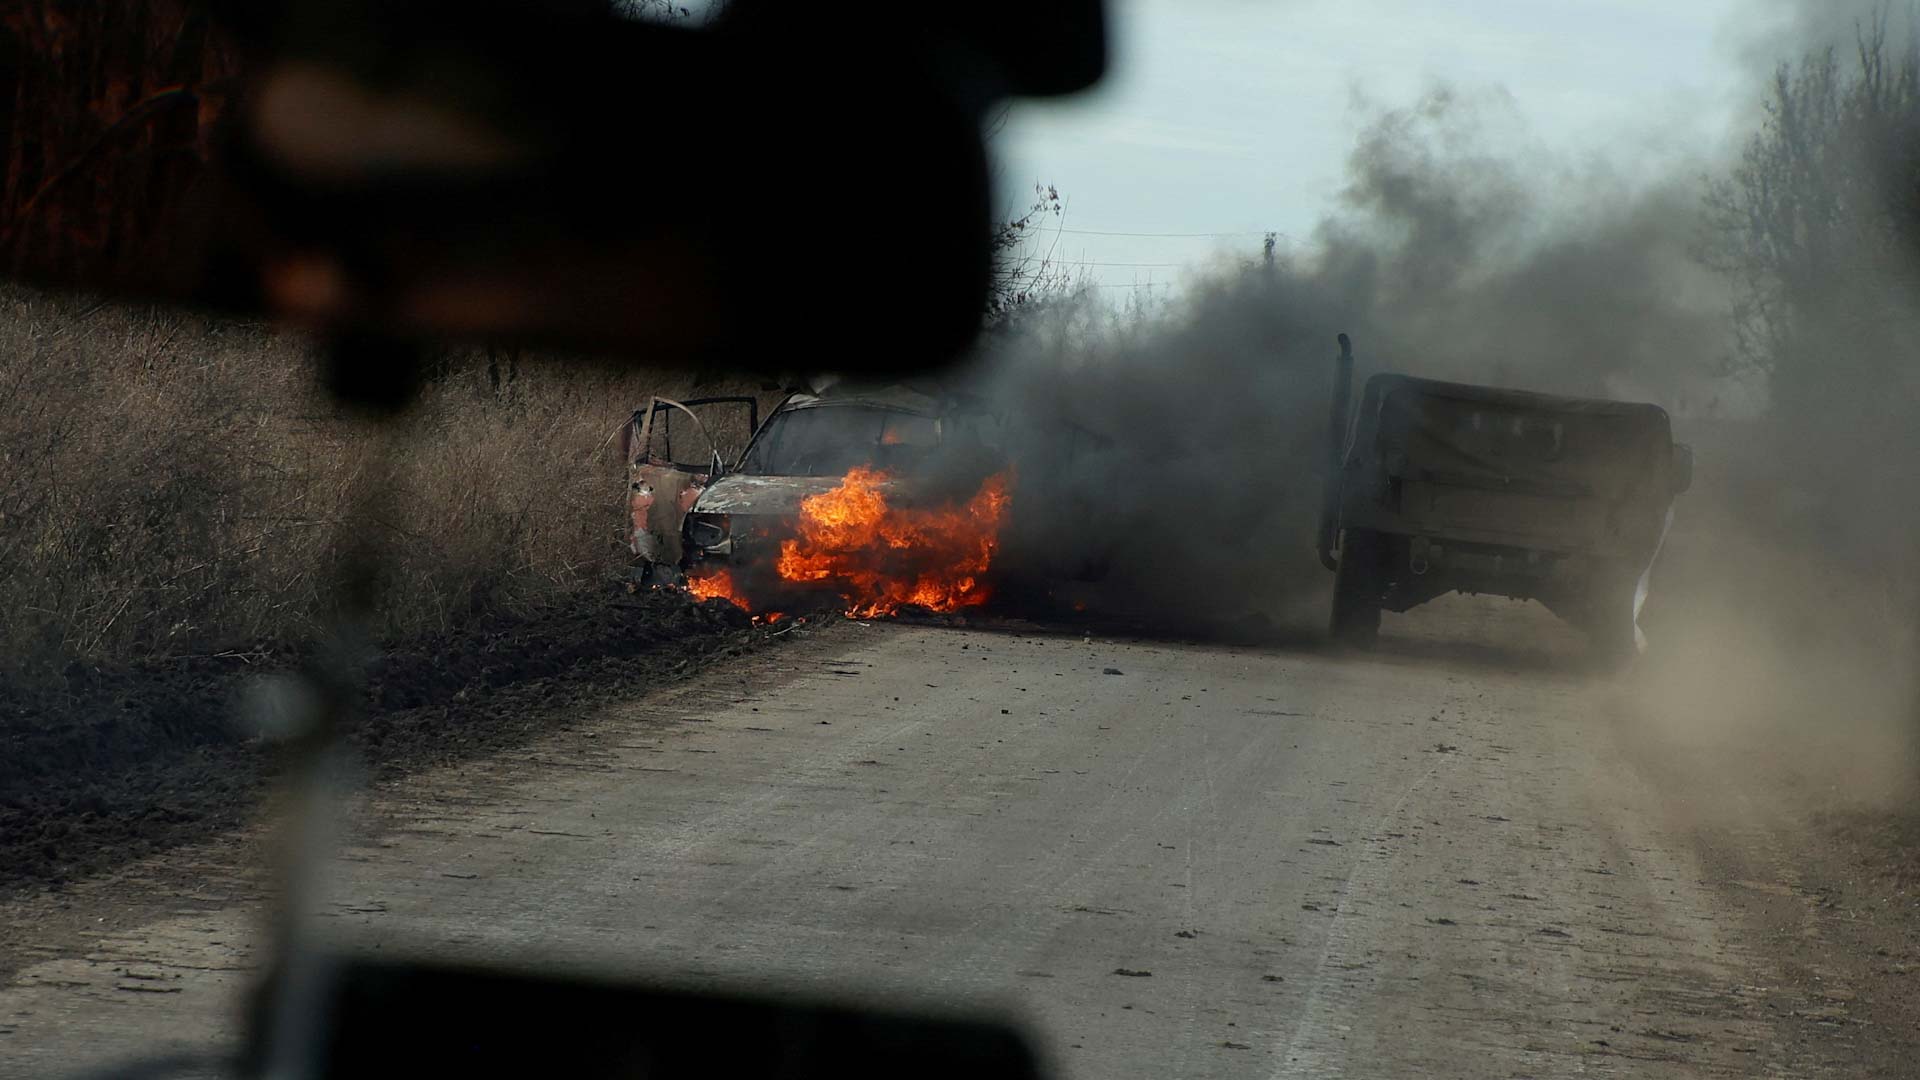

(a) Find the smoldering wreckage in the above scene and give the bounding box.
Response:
[622,383,1047,622]
[619,335,1691,656]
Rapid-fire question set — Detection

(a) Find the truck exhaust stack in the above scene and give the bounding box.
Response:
[1317,333,1355,572]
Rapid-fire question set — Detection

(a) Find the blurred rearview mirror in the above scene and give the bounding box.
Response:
[246,954,1044,1079]
[2,0,1106,377]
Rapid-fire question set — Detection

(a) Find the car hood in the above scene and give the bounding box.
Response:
[690,473,898,516]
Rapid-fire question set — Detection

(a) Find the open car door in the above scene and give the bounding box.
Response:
[621,396,759,577]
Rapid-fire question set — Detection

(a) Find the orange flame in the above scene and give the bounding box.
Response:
[687,568,752,610]
[777,465,1011,618]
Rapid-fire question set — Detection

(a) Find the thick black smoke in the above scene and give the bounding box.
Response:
[976,86,1728,633]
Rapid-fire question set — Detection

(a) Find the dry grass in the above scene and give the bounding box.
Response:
[0,286,726,676]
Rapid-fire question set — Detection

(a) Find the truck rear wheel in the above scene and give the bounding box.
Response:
[1583,562,1640,664]
[1330,528,1385,646]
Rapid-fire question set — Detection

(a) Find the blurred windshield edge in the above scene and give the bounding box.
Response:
[0,0,1106,375]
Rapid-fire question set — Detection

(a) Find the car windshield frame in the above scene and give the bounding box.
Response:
[735,403,943,477]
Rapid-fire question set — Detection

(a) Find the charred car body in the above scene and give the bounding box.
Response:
[682,386,1001,587]
[622,394,763,579]
[622,384,1112,608]
[1317,335,1692,656]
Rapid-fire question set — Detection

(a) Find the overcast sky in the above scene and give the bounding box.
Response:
[995,0,1790,298]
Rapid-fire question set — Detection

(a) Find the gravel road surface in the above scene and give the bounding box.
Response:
[0,599,1903,1077]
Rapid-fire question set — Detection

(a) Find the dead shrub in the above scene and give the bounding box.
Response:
[0,286,719,677]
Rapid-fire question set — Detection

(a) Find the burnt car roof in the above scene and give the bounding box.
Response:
[690,474,854,516]
[781,386,943,416]
[1364,373,1670,422]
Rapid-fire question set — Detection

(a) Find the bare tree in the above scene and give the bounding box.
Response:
[986,184,1075,322]
[1704,6,1920,406]
[1704,5,1920,586]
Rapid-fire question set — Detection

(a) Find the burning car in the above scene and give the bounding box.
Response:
[622,386,1018,616]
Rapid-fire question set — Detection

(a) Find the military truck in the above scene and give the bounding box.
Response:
[1316,335,1691,657]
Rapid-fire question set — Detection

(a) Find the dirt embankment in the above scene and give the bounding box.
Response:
[0,587,793,897]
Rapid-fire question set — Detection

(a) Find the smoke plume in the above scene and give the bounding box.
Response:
[977,86,1729,633]
[973,19,1920,793]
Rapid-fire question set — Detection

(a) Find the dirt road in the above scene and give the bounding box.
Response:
[0,599,1907,1077]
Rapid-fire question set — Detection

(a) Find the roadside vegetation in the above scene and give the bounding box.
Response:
[0,289,781,892]
[0,288,693,680]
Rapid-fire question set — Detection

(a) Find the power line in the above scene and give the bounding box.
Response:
[1069,260,1182,268]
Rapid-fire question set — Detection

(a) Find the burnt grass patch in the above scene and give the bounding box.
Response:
[0,586,786,897]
